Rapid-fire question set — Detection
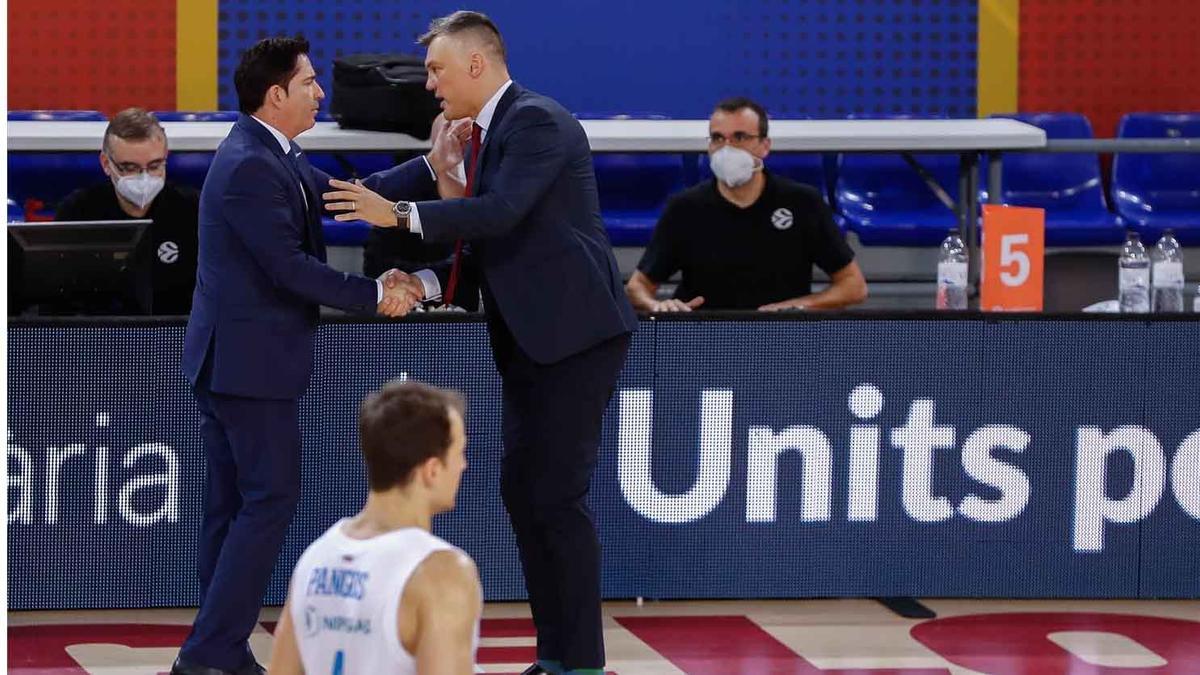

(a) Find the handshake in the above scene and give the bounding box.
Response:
[376,269,426,317]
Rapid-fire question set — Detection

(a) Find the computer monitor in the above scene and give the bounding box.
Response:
[8,219,152,315]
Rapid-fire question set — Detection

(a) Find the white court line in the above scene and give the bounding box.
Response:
[479,636,536,647]
[1048,631,1169,668]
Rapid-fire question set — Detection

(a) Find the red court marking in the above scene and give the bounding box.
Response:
[617,615,949,675]
[481,617,538,637]
[8,623,191,672]
[911,612,1200,675]
[478,645,537,663]
[260,620,278,634]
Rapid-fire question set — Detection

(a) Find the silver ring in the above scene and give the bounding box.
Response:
[351,201,357,210]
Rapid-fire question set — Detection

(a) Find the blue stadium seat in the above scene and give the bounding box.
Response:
[836,115,960,246]
[990,113,1124,246]
[8,112,109,211]
[163,153,213,192]
[8,198,24,222]
[322,216,371,247]
[7,110,106,121]
[577,113,687,247]
[8,153,106,211]
[1112,113,1200,245]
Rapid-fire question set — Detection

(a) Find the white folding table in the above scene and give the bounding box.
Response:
[9,118,1047,295]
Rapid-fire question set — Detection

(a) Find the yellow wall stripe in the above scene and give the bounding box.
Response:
[977,0,1020,117]
[176,0,219,111]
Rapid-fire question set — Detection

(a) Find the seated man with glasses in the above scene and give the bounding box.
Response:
[56,107,200,314]
[625,97,867,312]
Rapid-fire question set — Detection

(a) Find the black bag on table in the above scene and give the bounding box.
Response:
[330,53,440,139]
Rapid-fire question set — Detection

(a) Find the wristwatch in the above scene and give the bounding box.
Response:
[392,200,413,230]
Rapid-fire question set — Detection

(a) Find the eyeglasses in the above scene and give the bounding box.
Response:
[106,154,167,175]
[708,131,763,146]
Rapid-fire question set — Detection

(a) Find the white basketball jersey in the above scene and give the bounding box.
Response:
[288,520,478,674]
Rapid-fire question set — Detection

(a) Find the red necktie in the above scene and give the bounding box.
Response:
[444,122,482,306]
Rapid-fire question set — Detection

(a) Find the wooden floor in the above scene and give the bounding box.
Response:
[9,598,1200,673]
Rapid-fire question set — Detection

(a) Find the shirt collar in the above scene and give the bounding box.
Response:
[251,115,292,154]
[475,80,514,137]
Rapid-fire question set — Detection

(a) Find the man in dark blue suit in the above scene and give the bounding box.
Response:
[173,37,423,675]
[325,12,637,675]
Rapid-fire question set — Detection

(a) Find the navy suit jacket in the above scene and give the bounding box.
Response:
[383,83,637,364]
[182,114,378,400]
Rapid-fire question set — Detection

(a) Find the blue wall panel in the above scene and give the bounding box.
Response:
[8,317,1199,610]
[215,0,977,119]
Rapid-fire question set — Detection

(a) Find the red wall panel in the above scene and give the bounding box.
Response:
[1020,0,1200,136]
[8,0,176,114]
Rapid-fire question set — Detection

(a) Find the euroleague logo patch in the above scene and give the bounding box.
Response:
[157,241,179,264]
[771,208,793,230]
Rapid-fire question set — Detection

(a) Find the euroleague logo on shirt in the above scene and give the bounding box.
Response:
[157,241,179,263]
[770,208,794,230]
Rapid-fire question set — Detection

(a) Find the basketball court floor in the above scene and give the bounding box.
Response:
[9,598,1200,673]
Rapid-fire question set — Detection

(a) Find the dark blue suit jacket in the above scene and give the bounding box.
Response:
[182,114,379,400]
[385,83,637,364]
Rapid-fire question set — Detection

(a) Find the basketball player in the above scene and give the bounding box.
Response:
[268,380,481,674]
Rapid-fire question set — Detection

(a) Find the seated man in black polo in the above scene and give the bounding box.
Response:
[56,107,199,315]
[625,97,867,312]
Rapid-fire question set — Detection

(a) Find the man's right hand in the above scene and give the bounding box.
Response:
[427,113,472,178]
[377,269,425,317]
[651,296,705,312]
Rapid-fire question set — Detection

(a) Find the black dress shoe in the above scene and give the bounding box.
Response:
[169,657,236,675]
[233,643,266,675]
[519,665,550,675]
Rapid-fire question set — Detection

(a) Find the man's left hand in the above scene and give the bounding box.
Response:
[324,179,398,228]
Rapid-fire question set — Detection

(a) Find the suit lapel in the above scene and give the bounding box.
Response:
[473,83,523,194]
[291,149,327,260]
[235,115,324,260]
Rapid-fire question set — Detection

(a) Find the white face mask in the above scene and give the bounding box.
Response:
[112,171,165,210]
[709,145,762,188]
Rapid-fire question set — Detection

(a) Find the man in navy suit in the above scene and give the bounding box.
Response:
[173,37,424,675]
[325,12,637,675]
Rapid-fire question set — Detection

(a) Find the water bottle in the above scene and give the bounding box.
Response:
[1118,231,1150,313]
[936,229,968,310]
[1151,229,1185,312]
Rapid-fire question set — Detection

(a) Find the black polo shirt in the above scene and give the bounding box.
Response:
[637,172,854,309]
[56,181,200,314]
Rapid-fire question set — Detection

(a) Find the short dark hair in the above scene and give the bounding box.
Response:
[358,380,466,491]
[234,36,311,114]
[103,108,165,154]
[419,10,507,63]
[714,96,770,138]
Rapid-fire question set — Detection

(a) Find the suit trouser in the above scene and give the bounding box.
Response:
[180,365,302,671]
[491,323,632,670]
